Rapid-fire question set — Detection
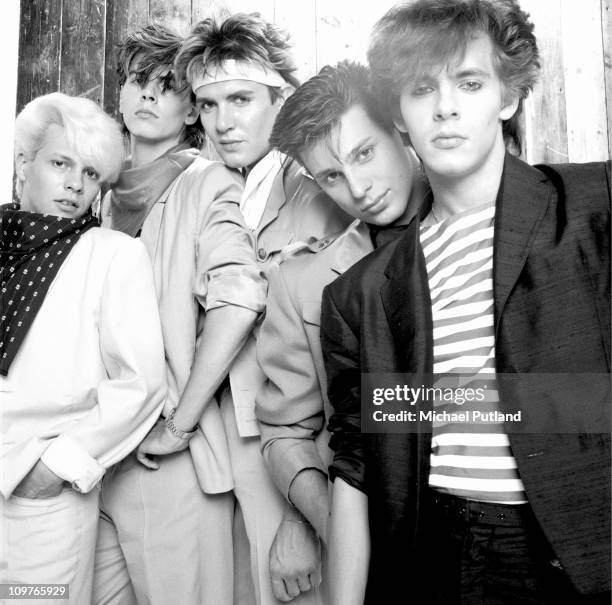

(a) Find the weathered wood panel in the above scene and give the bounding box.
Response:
[12,0,612,166]
[150,0,191,34]
[60,0,106,103]
[1,2,21,202]
[103,0,148,119]
[521,0,568,163]
[191,0,232,24]
[274,0,316,83]
[560,0,608,162]
[313,0,397,73]
[17,0,62,112]
[222,0,274,21]
[602,0,612,160]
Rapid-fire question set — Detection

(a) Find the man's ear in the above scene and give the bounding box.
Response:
[15,153,28,183]
[392,105,409,135]
[184,104,199,126]
[500,94,520,121]
[276,85,295,107]
[118,85,126,116]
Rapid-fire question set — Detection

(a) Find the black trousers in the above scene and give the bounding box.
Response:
[423,490,610,605]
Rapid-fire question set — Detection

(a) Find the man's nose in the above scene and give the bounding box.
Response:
[216,105,235,133]
[346,169,371,200]
[434,86,459,121]
[140,81,157,103]
[65,169,83,193]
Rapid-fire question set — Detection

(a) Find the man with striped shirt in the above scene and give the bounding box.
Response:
[321,1,611,603]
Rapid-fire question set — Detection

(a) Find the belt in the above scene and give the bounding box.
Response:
[430,489,531,527]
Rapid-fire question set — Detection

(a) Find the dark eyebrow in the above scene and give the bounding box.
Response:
[347,137,374,162]
[227,90,254,98]
[453,67,491,79]
[196,89,254,103]
[195,93,214,103]
[312,167,339,181]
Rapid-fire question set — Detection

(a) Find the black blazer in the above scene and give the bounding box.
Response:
[321,154,611,600]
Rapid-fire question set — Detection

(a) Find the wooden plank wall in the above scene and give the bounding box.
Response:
[13,0,612,166]
[0,3,20,203]
[521,0,610,163]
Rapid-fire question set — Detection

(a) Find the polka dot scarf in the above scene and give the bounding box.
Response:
[0,202,98,376]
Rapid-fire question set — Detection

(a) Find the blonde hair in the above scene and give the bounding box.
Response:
[14,93,126,195]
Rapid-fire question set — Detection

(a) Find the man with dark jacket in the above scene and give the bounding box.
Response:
[321,1,611,603]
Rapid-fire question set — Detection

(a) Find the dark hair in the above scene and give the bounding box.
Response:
[270,61,394,161]
[175,12,300,102]
[116,23,205,149]
[368,0,540,153]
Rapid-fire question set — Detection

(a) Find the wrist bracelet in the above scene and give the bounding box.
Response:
[163,408,197,440]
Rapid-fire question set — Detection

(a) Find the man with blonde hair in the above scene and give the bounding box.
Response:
[0,92,166,605]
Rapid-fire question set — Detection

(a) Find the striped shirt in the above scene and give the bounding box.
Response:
[420,203,526,504]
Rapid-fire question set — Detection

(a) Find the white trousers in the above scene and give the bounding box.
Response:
[1,487,99,605]
[93,450,234,605]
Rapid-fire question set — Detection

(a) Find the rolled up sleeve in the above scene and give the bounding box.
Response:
[193,163,267,314]
[320,282,367,494]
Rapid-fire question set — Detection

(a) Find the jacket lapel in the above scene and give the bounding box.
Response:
[493,153,551,332]
[380,218,433,373]
[379,216,433,537]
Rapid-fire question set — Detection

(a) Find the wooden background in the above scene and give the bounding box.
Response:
[8,0,612,193]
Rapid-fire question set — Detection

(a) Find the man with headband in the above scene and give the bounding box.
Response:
[176,13,350,605]
[93,24,267,605]
[0,92,165,605]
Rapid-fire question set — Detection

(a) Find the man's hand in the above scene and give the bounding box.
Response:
[269,517,322,602]
[13,459,65,499]
[136,418,191,469]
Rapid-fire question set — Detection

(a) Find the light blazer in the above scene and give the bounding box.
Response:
[255,221,373,498]
[103,158,267,494]
[321,154,611,600]
[228,159,351,438]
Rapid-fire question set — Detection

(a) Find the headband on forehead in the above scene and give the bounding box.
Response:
[191,59,287,92]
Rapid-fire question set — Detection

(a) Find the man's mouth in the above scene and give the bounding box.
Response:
[432,133,467,148]
[218,140,243,150]
[55,199,79,210]
[135,109,158,119]
[362,190,389,213]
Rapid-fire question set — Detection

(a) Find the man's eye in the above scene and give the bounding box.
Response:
[461,81,482,92]
[160,74,177,93]
[199,102,214,113]
[324,172,342,186]
[412,85,434,96]
[85,169,99,180]
[356,147,374,162]
[233,96,249,106]
[51,160,66,168]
